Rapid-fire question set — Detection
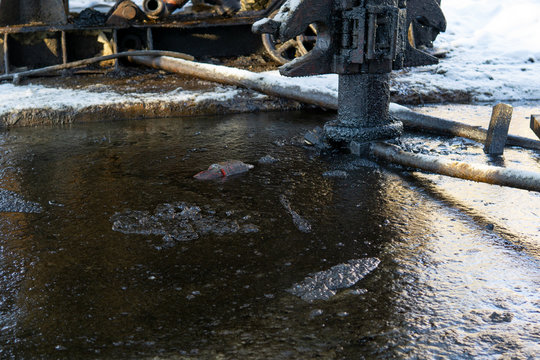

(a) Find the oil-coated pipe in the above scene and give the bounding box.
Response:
[371,142,540,192]
[128,54,338,109]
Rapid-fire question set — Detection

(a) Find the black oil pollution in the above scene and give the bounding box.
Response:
[0,112,538,359]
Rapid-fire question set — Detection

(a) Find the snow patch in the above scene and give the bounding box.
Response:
[0,83,241,115]
[401,0,540,102]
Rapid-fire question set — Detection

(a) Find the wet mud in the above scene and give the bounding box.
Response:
[0,111,539,359]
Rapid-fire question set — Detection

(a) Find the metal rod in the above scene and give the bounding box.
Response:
[371,142,540,193]
[0,51,194,81]
[146,27,154,50]
[3,33,8,75]
[64,0,69,16]
[61,31,67,65]
[112,29,119,69]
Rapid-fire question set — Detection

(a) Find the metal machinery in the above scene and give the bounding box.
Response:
[253,0,446,150]
[0,0,284,74]
[0,0,443,78]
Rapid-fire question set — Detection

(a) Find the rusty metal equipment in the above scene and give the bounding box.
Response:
[253,0,445,151]
[142,0,190,19]
[0,0,287,76]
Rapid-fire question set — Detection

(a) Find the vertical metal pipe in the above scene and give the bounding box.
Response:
[146,27,154,50]
[324,73,402,151]
[112,29,119,69]
[61,31,67,65]
[3,33,9,75]
[64,0,70,16]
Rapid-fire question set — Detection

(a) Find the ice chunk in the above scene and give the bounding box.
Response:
[287,258,380,302]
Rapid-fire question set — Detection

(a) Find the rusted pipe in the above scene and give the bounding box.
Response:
[371,142,540,192]
[142,0,188,18]
[61,30,67,65]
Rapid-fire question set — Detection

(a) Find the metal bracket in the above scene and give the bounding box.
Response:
[365,5,398,61]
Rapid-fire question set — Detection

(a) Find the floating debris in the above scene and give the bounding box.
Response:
[0,189,42,213]
[287,258,380,302]
[346,288,368,296]
[322,170,349,178]
[258,155,279,164]
[303,126,329,150]
[279,195,312,233]
[193,160,254,180]
[111,202,259,244]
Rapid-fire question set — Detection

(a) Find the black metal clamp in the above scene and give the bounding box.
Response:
[253,0,446,152]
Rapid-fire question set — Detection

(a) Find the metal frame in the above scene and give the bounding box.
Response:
[0,0,284,75]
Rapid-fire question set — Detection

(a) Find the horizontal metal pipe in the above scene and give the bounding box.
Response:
[371,142,540,192]
[390,104,540,151]
[127,55,338,109]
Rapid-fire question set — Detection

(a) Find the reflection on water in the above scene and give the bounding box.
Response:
[0,112,539,359]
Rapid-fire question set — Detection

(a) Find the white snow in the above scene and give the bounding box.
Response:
[273,0,540,102]
[0,83,241,115]
[1,0,540,117]
[395,0,540,102]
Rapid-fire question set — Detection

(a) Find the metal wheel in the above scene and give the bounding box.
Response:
[262,23,317,65]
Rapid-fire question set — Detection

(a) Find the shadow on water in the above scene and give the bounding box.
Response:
[0,112,539,359]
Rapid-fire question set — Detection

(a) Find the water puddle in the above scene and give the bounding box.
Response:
[0,110,538,359]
